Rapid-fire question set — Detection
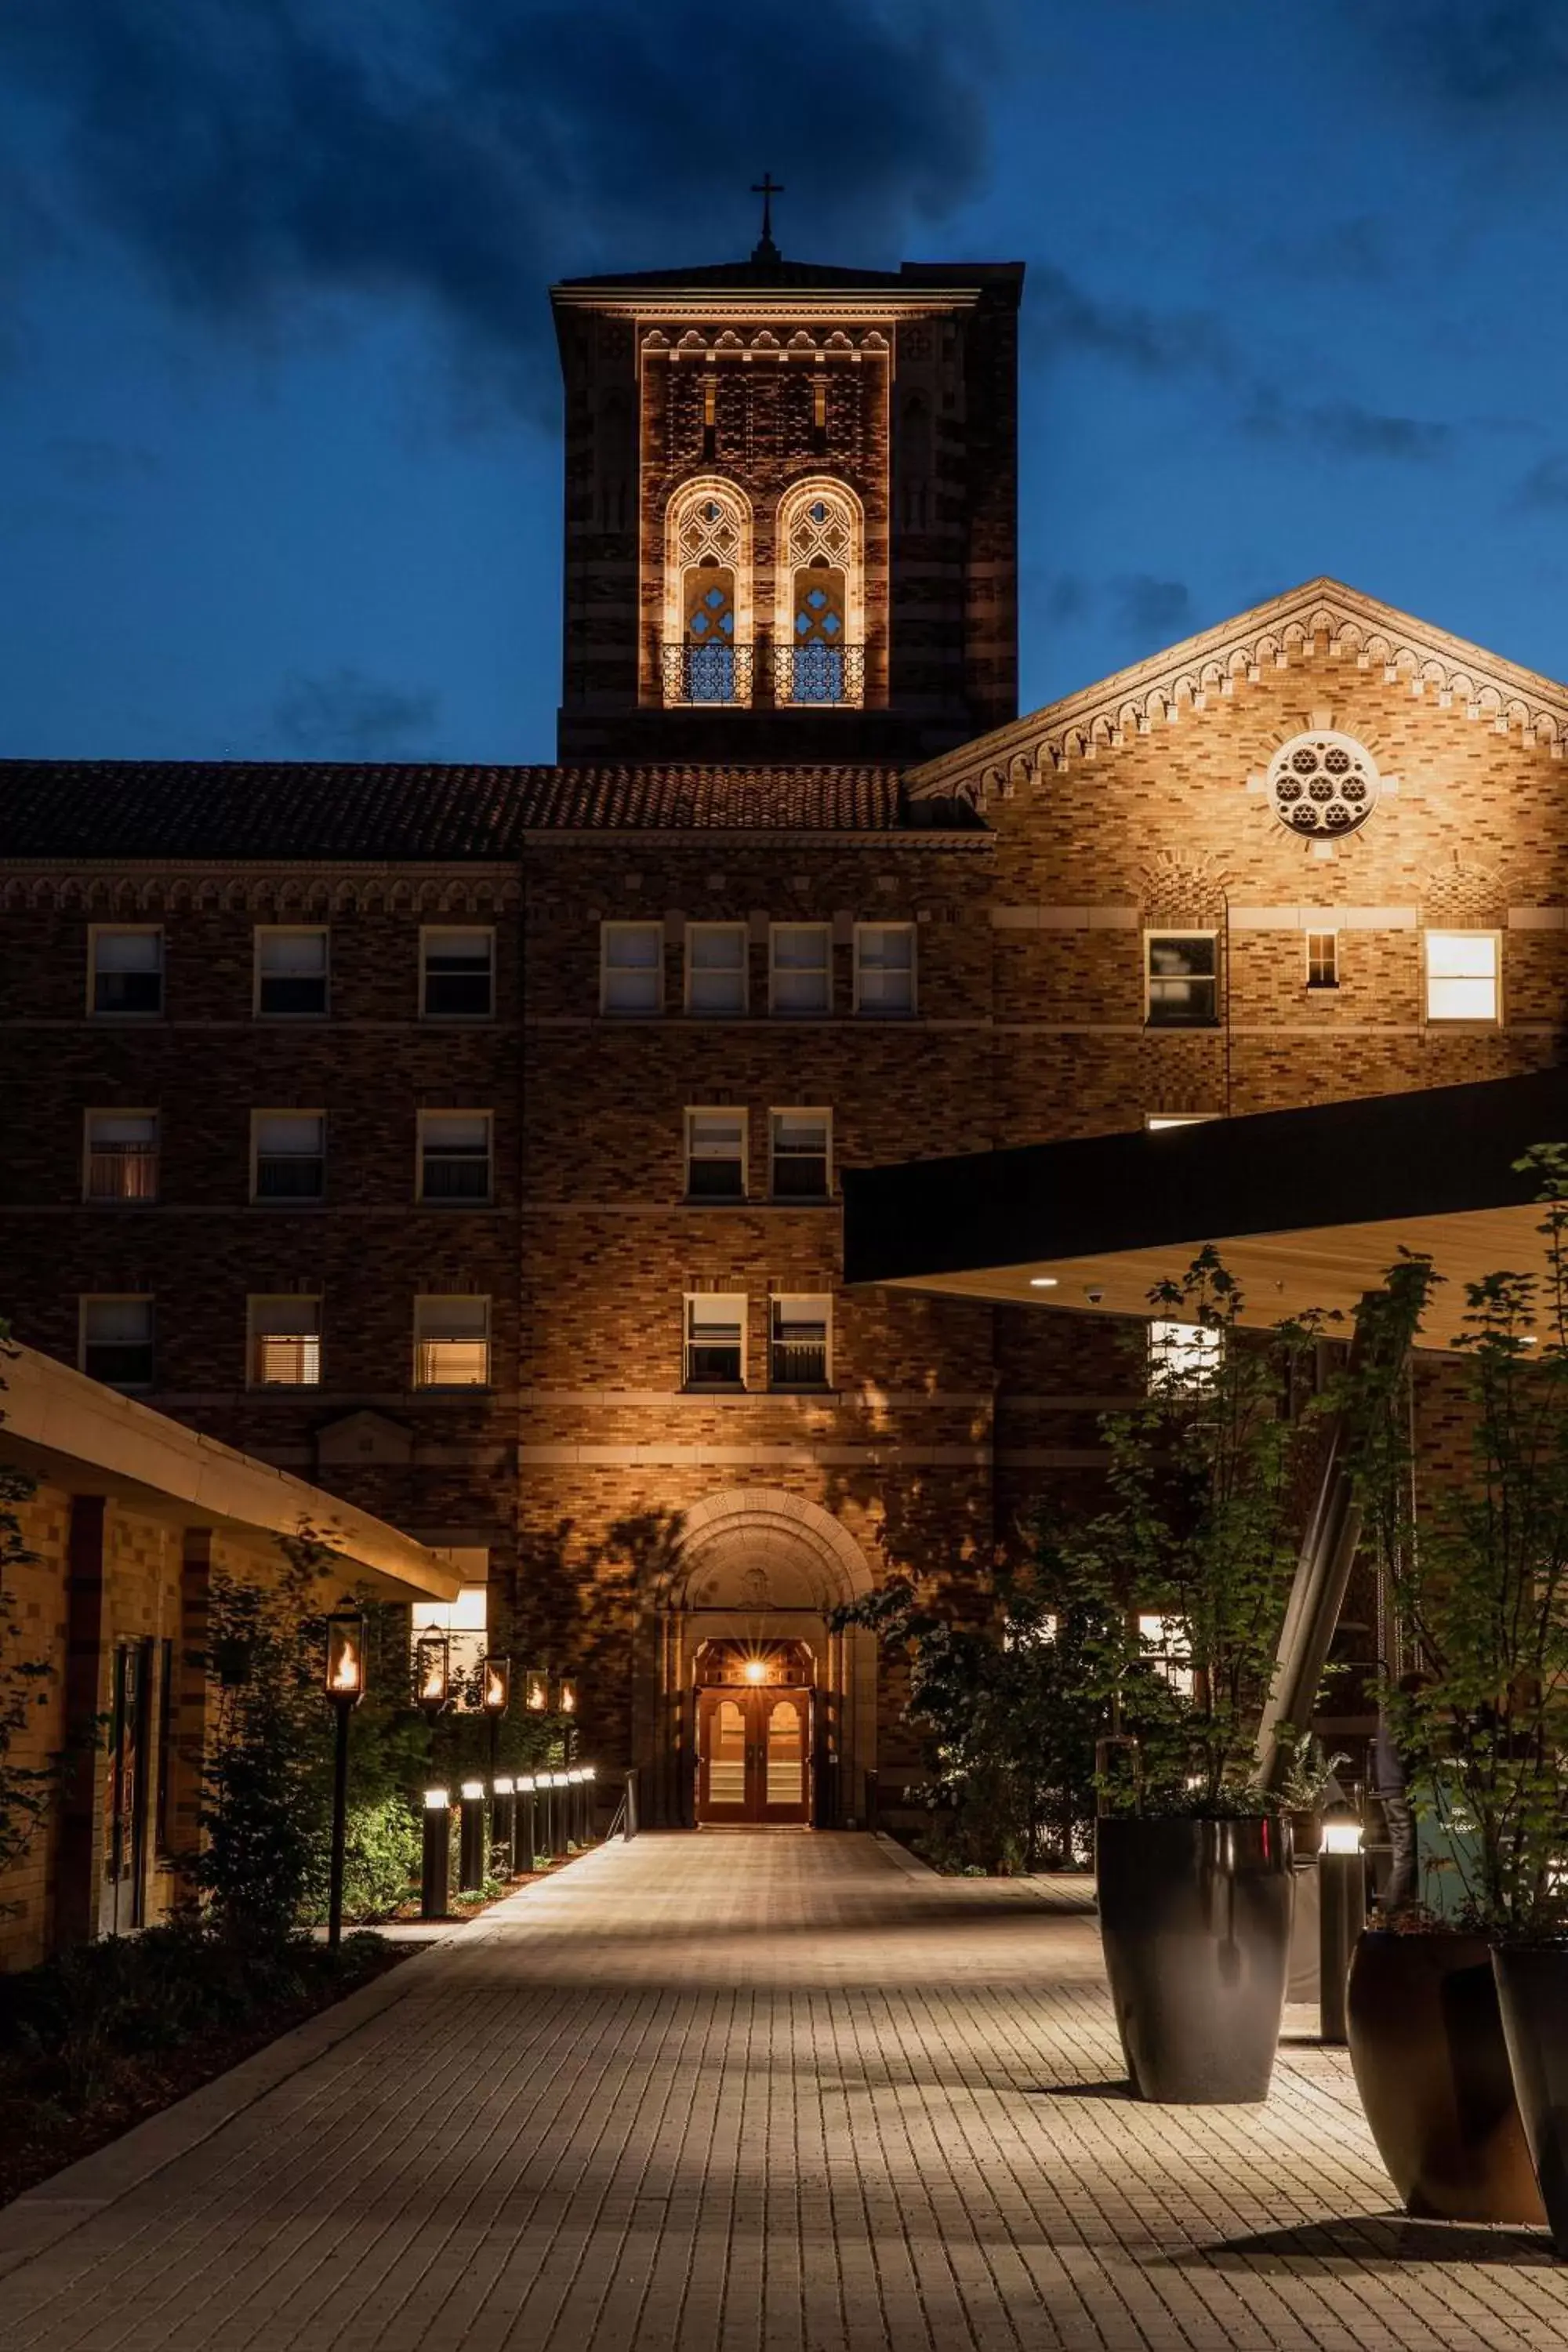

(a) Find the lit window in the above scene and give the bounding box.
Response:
[663,484,752,707]
[770,1294,830,1388]
[252,1112,325,1202]
[255,927,328,1017]
[770,1109,831,1200]
[421,928,494,1019]
[249,1296,321,1387]
[1306,930,1339,990]
[685,923,748,1014]
[685,1294,746,1388]
[410,1578,488,1688]
[1137,1613,1195,1698]
[81,1296,154,1390]
[90,929,162,1017]
[1149,1319,1221,1392]
[769,924,831,1015]
[85,1111,158,1202]
[1146,933,1217,1028]
[1425,931,1499,1023]
[414,1296,491,1387]
[854,924,916,1016]
[601,921,663,1015]
[686,1108,746,1200]
[419,1112,492,1203]
[775,481,863,707]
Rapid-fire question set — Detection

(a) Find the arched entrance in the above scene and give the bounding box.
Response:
[632,1488,878,1830]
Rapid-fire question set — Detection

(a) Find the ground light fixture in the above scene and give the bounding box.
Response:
[515,1773,539,1870]
[1319,1803,1366,2045]
[492,1773,516,1877]
[322,1614,366,1950]
[421,1786,451,1919]
[459,1777,488,1893]
[414,1627,450,1715]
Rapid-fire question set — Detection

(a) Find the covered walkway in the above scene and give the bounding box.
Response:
[2,1833,1565,2350]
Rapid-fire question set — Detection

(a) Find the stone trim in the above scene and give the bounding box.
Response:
[989,906,1139,931]
[1227,905,1420,930]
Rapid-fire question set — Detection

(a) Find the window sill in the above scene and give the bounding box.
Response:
[769,1385,837,1397]
[683,1193,747,1207]
[683,1382,747,1396]
[1144,1019,1221,1033]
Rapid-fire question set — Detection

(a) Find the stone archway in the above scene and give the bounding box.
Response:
[632,1488,879,1830]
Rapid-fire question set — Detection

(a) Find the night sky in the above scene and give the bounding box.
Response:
[2,2,1565,764]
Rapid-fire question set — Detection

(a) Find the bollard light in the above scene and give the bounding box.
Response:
[1319,1804,1367,2045]
[414,1628,450,1715]
[323,1614,367,1950]
[459,1777,488,1894]
[421,1786,451,1919]
[516,1773,539,1871]
[491,1774,517,1878]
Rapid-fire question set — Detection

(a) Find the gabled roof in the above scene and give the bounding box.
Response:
[0,760,985,862]
[907,576,1568,803]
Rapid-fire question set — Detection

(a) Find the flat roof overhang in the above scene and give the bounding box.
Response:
[842,1065,1568,1350]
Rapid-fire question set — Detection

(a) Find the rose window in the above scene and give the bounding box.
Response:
[1265,732,1380,838]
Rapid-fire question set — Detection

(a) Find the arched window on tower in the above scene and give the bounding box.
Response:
[662,481,753,706]
[775,481,864,708]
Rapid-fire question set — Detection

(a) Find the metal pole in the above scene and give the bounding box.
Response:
[328,1697,351,1950]
[1319,1849,1367,2043]
[459,1780,487,1893]
[421,1790,451,1919]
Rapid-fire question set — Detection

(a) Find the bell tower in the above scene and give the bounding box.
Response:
[550,220,1023,767]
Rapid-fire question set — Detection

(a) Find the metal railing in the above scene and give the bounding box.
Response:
[773,643,865,708]
[660,643,755,707]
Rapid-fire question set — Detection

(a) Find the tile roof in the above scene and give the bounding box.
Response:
[0,761,984,861]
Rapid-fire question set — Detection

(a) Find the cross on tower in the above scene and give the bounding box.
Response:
[750,172,785,263]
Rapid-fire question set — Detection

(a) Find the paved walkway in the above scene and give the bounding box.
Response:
[2,1833,1566,2350]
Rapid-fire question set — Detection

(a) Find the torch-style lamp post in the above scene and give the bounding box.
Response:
[324,1614,366,1950]
[414,1627,450,1718]
[480,1656,511,1876]
[556,1675,579,1768]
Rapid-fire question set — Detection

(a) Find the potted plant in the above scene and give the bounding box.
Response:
[1341,1181,1568,2234]
[1077,1250,1327,2103]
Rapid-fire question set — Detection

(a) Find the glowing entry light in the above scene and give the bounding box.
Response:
[743,1657,769,1684]
[325,1614,366,1703]
[1029,1276,1059,1289]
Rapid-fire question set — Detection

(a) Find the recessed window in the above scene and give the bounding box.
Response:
[684,924,748,1015]
[1149,1319,1221,1392]
[419,1112,492,1203]
[85,1111,158,1202]
[686,1108,746,1200]
[249,1296,321,1388]
[770,1294,830,1388]
[1425,930,1499,1024]
[1306,930,1339,990]
[854,924,916,1016]
[684,1293,746,1388]
[601,920,663,1015]
[90,928,162,1017]
[769,924,832,1016]
[255,927,328,1018]
[252,1111,325,1202]
[1145,933,1218,1028]
[770,1109,831,1200]
[414,1295,492,1387]
[422,927,494,1019]
[1138,1613,1195,1697]
[81,1296,154,1390]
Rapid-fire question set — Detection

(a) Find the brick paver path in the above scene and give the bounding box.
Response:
[5,1831,1567,2350]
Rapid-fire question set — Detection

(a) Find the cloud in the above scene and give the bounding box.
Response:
[1027,263,1231,379]
[1244,390,1453,462]
[1111,575,1192,643]
[1515,454,1568,511]
[273,668,438,757]
[1381,2,1568,108]
[0,2,995,413]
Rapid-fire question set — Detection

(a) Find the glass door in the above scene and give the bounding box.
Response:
[697,1691,751,1822]
[760,1692,811,1823]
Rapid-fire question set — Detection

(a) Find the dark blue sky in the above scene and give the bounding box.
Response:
[2,1,1565,763]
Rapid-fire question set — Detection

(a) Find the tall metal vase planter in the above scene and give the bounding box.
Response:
[1095,1816,1295,2104]
[1493,1944,1568,2253]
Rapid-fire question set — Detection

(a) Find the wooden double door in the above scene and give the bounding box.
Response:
[696,1686,812,1824]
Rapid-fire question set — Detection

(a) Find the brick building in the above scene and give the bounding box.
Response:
[3,229,1567,1835]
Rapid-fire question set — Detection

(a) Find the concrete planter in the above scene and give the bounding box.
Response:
[1345,1929,1544,2223]
[1095,1815,1294,2103]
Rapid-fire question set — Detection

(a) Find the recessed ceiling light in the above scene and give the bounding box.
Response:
[1029,1276,1058,1289]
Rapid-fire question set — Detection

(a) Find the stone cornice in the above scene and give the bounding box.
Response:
[906,577,1568,810]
